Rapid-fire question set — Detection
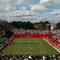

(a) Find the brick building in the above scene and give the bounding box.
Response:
[34,24,51,30]
[34,24,46,30]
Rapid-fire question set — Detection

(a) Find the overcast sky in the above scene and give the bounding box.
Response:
[0,0,60,23]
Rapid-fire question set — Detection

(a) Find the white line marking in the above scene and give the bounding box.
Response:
[35,39,42,53]
[43,38,60,52]
[39,40,50,55]
[13,43,18,54]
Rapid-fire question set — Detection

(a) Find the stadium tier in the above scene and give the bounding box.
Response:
[0,28,60,60]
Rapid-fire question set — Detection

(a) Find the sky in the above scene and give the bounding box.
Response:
[0,0,60,23]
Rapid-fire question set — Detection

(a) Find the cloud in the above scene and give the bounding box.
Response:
[31,4,47,13]
[0,0,23,3]
[0,6,39,22]
[0,0,12,3]
[13,0,23,5]
[40,0,49,4]
[50,10,60,15]
[0,0,23,13]
[43,0,60,8]
[30,0,50,13]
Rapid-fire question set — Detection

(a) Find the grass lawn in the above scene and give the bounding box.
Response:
[1,38,60,56]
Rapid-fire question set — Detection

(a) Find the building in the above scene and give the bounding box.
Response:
[34,23,51,30]
[34,24,46,30]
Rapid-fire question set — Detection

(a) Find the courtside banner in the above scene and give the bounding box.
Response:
[12,34,55,38]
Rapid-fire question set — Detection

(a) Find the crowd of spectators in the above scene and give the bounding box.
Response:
[50,30,60,46]
[51,30,60,40]
[0,30,8,47]
[0,37,8,47]
[13,28,51,34]
[0,29,12,52]
[13,28,60,36]
[0,54,60,60]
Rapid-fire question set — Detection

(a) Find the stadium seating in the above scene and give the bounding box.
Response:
[44,37,60,50]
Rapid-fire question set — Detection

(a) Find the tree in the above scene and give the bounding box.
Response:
[10,21,34,29]
[56,22,60,29]
[44,21,50,24]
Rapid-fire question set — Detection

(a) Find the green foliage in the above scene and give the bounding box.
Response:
[56,22,60,29]
[0,25,2,28]
[10,21,51,29]
[34,21,50,25]
[10,21,34,29]
[44,21,50,24]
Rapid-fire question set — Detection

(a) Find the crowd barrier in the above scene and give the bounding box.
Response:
[12,34,55,38]
[56,40,60,46]
[0,37,15,52]
[44,37,60,50]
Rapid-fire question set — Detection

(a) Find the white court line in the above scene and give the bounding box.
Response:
[28,40,31,52]
[39,40,50,55]
[35,39,42,53]
[4,46,10,55]
[16,40,22,54]
[43,38,60,52]
[13,43,18,54]
[34,38,49,55]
